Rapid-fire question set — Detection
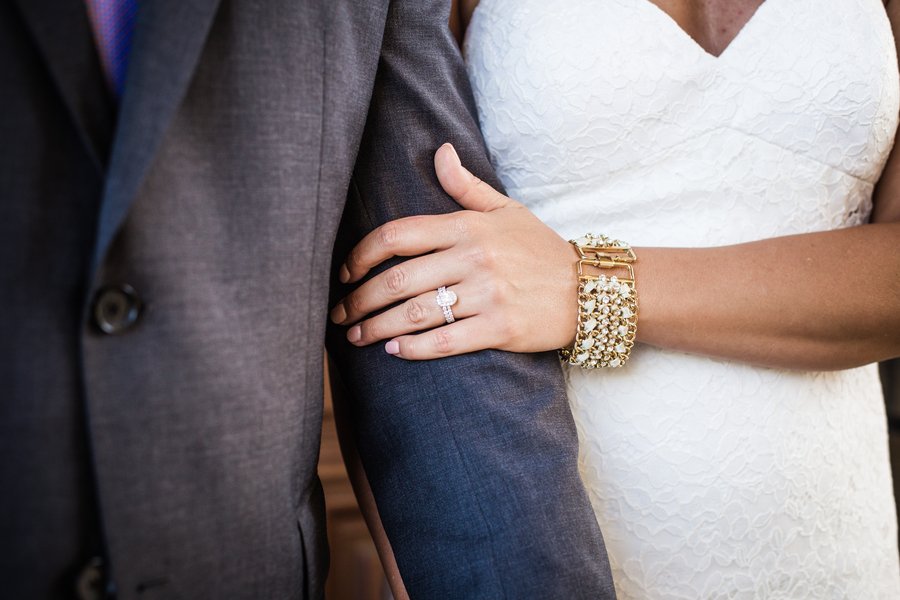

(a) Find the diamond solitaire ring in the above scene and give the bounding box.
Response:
[435,286,458,324]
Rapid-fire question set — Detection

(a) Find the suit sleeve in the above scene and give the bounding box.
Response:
[325,1,616,598]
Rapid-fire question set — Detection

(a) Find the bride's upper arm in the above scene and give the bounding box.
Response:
[460,0,480,30]
[871,0,900,223]
[449,0,463,44]
[449,0,480,46]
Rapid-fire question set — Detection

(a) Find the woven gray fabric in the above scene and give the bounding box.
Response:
[0,1,615,598]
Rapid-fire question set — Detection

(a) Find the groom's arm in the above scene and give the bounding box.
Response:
[326,1,615,598]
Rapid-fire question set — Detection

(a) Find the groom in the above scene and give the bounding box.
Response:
[0,1,615,599]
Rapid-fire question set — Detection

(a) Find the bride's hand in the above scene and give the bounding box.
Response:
[330,143,581,360]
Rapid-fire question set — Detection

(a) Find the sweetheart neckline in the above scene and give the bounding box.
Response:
[636,0,774,60]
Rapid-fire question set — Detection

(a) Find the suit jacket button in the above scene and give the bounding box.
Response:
[93,284,142,334]
[75,557,109,600]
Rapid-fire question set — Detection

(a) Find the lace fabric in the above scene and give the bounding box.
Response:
[465,0,900,597]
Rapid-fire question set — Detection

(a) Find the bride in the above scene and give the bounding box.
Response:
[332,0,900,597]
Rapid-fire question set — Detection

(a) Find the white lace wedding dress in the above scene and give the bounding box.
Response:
[465,0,900,597]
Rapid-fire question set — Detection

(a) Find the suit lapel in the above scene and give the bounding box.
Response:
[93,0,222,268]
[13,0,115,172]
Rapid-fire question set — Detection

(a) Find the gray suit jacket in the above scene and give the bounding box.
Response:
[0,0,615,598]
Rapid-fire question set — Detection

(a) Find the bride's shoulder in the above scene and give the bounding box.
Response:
[450,0,481,45]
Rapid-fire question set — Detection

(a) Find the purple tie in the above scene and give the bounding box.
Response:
[84,0,137,98]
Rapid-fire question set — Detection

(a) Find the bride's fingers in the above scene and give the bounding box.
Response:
[332,250,466,325]
[342,212,465,283]
[347,284,476,346]
[434,143,512,212]
[384,316,494,360]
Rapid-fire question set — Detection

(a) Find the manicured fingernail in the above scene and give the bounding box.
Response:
[446,143,461,167]
[347,325,361,343]
[330,303,347,323]
[339,264,350,284]
[385,340,400,355]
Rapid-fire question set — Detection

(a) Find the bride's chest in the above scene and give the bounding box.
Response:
[464,0,899,184]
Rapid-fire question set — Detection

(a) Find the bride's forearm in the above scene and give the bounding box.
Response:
[634,222,900,370]
[332,146,900,367]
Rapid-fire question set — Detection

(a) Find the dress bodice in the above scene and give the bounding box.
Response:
[465,0,898,246]
[465,1,900,598]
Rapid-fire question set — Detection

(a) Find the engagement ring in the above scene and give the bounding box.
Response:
[435,286,458,324]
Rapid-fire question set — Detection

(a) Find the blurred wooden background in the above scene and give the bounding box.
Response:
[882,359,900,545]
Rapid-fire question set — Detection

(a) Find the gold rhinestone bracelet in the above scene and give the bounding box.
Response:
[560,234,638,369]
